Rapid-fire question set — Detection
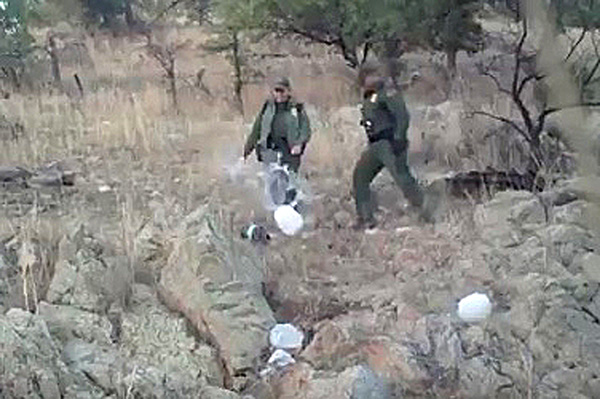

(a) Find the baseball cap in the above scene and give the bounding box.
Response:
[273,77,291,89]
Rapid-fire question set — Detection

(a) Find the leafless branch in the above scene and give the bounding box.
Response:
[471,111,528,139]
[151,0,185,24]
[512,20,533,133]
[482,70,511,95]
[517,73,544,97]
[582,34,600,87]
[564,28,587,62]
[543,102,600,116]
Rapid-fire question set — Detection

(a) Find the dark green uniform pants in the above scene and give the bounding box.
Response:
[353,140,423,222]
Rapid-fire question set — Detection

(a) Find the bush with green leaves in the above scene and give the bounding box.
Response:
[209,0,483,71]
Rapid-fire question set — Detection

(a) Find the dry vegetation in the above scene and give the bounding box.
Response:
[2,7,600,396]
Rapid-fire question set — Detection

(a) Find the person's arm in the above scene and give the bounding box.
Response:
[384,93,410,142]
[243,107,264,158]
[290,104,312,154]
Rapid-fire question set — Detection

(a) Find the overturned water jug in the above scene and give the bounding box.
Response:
[241,223,271,244]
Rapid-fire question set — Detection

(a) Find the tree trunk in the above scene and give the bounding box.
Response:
[445,48,457,77]
[232,31,244,116]
[48,35,63,91]
[125,0,135,28]
[74,73,84,97]
[167,61,178,112]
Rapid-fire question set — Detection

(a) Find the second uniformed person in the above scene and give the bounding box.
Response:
[243,77,312,174]
[353,70,428,229]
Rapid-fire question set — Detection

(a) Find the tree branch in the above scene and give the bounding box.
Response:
[543,102,600,116]
[151,0,185,24]
[517,73,544,97]
[361,41,371,66]
[564,28,587,62]
[481,70,511,95]
[287,26,336,46]
[512,20,533,133]
[583,57,600,87]
[472,110,528,139]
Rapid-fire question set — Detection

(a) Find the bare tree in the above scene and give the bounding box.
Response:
[145,35,181,112]
[474,19,600,175]
[47,33,63,91]
[231,30,244,115]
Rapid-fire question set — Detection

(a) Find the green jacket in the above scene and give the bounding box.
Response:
[244,98,312,156]
[360,88,410,144]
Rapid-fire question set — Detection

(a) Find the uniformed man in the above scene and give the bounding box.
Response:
[353,70,429,229]
[243,77,312,173]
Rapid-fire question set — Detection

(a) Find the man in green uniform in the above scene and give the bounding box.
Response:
[353,72,428,229]
[243,77,312,173]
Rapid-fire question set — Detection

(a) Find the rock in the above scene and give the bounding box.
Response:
[159,209,276,376]
[243,379,276,399]
[514,236,548,274]
[539,185,579,207]
[361,338,432,394]
[0,308,103,398]
[457,357,515,398]
[542,224,596,267]
[29,172,63,187]
[38,302,113,345]
[460,325,486,358]
[562,176,600,204]
[30,161,75,187]
[272,362,390,399]
[350,365,392,399]
[134,221,164,266]
[0,166,31,182]
[199,386,243,398]
[120,284,224,388]
[301,320,353,370]
[62,339,122,393]
[508,196,546,227]
[552,200,587,225]
[474,191,531,248]
[577,252,600,282]
[270,362,313,399]
[47,227,132,313]
[0,242,18,310]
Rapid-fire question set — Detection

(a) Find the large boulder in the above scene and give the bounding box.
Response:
[0,308,103,399]
[120,284,225,388]
[38,302,113,346]
[272,363,392,399]
[159,208,276,377]
[46,225,132,313]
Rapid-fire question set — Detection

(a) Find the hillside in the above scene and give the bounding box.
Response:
[1,7,600,399]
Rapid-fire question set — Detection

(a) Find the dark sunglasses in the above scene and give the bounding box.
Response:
[273,87,286,93]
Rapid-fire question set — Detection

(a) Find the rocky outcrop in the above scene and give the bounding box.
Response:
[46,225,131,313]
[158,207,276,379]
[1,225,241,398]
[261,188,600,398]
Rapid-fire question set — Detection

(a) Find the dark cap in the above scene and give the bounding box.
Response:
[363,75,385,91]
[273,77,291,89]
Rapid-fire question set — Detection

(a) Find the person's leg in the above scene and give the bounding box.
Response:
[283,153,301,173]
[376,141,424,208]
[273,138,301,173]
[353,146,384,226]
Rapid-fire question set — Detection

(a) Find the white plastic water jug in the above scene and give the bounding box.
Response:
[458,292,492,322]
[269,323,304,350]
[274,205,304,236]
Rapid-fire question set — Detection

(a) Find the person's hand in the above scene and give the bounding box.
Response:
[291,145,302,155]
